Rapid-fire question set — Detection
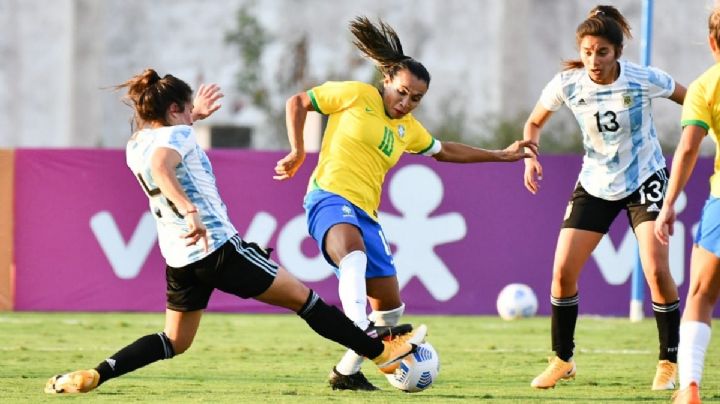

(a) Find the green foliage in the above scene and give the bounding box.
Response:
[428,95,467,144]
[225,3,271,110]
[2,312,719,403]
[225,3,312,145]
[427,103,584,154]
[477,112,584,154]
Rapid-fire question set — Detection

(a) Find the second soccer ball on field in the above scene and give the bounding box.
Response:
[496,283,538,321]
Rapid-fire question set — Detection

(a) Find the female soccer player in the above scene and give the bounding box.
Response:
[522,5,685,390]
[44,69,427,394]
[274,16,538,390]
[655,8,720,404]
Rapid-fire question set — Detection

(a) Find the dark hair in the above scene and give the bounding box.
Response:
[349,16,431,86]
[710,7,720,47]
[115,68,193,130]
[563,5,632,70]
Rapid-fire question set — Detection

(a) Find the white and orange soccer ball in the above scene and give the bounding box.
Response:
[385,341,440,393]
[496,283,538,320]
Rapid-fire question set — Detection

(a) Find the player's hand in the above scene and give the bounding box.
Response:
[503,139,538,161]
[273,150,306,180]
[524,158,543,195]
[654,205,676,246]
[192,83,223,121]
[181,211,209,252]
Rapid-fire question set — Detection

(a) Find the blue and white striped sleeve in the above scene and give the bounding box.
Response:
[646,66,675,99]
[155,125,196,158]
[538,73,565,112]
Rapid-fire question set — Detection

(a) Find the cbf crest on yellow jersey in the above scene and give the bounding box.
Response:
[307,81,437,219]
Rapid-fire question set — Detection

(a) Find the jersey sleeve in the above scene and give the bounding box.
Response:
[155,125,197,157]
[681,79,711,131]
[405,118,439,155]
[538,73,565,112]
[307,81,361,115]
[645,66,675,99]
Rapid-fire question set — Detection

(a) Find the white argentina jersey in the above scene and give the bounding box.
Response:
[540,59,674,200]
[126,125,236,267]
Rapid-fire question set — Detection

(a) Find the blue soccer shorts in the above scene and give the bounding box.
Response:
[694,196,720,257]
[304,189,396,278]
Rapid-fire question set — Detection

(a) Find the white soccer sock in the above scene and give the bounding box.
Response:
[338,250,369,330]
[336,349,365,375]
[677,320,711,389]
[334,251,369,376]
[369,303,405,326]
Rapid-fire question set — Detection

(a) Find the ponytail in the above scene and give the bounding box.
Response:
[349,16,431,85]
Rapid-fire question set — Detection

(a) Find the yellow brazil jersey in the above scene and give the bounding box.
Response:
[307,81,436,219]
[681,63,720,197]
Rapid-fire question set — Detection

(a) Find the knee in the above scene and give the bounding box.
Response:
[644,266,677,295]
[551,272,573,292]
[689,285,720,307]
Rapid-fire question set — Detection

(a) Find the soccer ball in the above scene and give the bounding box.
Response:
[496,283,538,320]
[385,341,440,393]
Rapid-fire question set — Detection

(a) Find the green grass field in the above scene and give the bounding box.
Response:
[1,312,718,403]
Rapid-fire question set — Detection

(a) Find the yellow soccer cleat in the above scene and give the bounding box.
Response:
[672,381,701,404]
[651,359,677,390]
[371,324,427,372]
[531,356,576,389]
[44,369,100,394]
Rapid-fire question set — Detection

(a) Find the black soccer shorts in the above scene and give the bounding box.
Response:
[561,168,668,234]
[165,234,278,312]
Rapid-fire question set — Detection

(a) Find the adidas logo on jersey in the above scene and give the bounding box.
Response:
[646,203,660,213]
[577,98,586,106]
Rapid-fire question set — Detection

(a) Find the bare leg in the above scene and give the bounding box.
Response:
[635,222,678,303]
[677,245,720,390]
[163,309,204,354]
[550,228,602,359]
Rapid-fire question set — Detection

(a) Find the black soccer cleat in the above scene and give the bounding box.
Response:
[364,322,413,340]
[328,366,380,391]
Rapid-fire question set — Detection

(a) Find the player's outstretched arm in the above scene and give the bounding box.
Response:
[432,140,537,164]
[655,124,706,245]
[274,91,314,180]
[668,82,687,106]
[192,83,223,121]
[522,102,553,194]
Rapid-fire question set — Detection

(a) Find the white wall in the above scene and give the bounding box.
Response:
[0,0,715,150]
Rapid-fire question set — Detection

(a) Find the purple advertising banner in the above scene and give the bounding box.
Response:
[13,149,716,315]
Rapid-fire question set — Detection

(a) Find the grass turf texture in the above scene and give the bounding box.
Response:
[1,313,718,403]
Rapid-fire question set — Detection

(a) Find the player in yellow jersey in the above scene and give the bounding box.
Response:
[655,7,720,404]
[274,16,538,391]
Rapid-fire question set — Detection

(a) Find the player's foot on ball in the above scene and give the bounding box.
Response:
[364,322,413,340]
[672,381,701,404]
[328,366,379,391]
[530,356,576,389]
[651,359,677,390]
[371,324,427,372]
[44,369,100,394]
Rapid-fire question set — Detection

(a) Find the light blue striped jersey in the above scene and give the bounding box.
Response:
[126,125,236,267]
[540,59,674,200]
